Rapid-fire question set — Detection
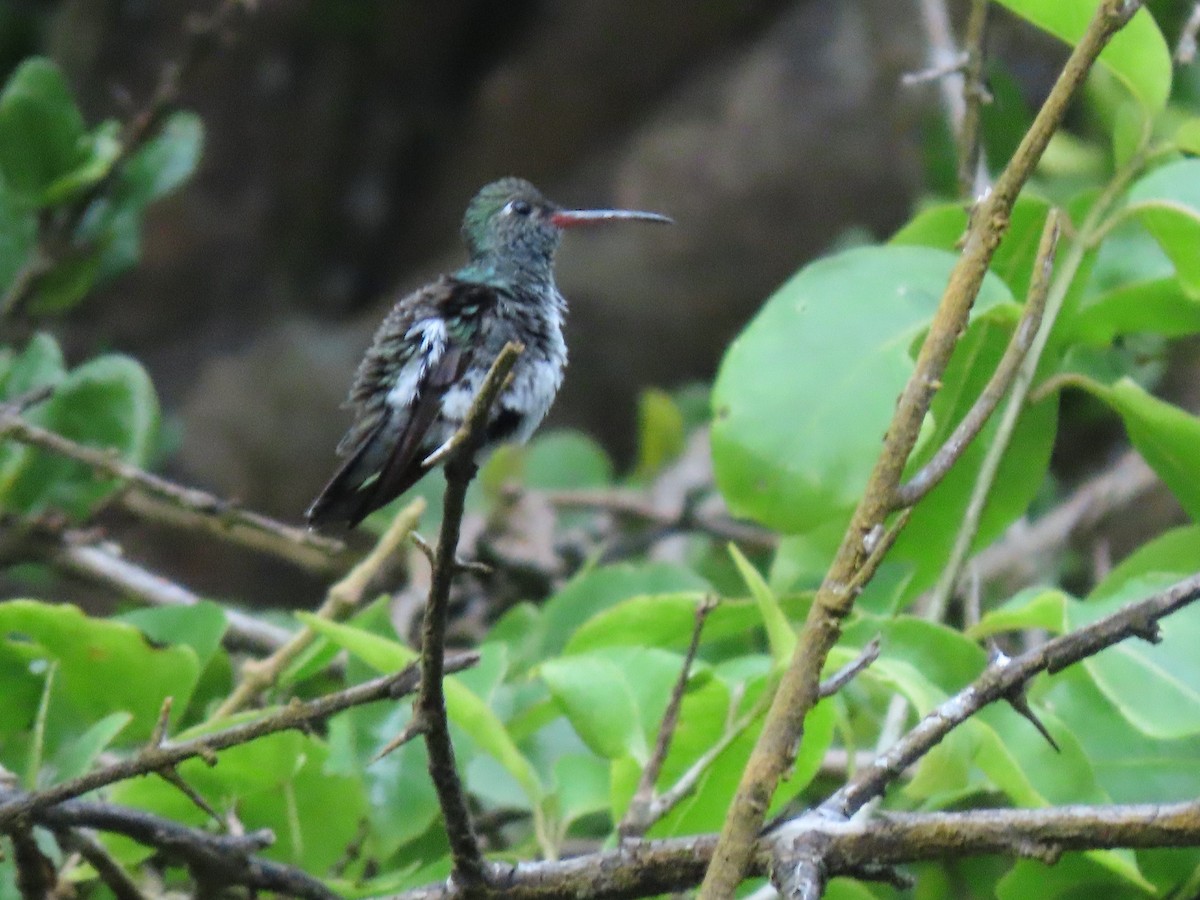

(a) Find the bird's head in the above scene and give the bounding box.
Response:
[461,177,672,273]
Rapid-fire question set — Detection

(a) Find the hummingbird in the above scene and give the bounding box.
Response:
[307,177,671,529]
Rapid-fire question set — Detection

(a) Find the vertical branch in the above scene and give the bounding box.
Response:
[698,4,1143,897]
[213,497,425,718]
[415,342,523,891]
[957,0,991,197]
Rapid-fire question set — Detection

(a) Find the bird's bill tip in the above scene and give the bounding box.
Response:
[550,208,673,228]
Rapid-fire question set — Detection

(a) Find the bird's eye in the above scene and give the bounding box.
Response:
[507,199,533,217]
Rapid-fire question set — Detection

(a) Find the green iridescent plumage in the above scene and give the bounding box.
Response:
[307,178,670,529]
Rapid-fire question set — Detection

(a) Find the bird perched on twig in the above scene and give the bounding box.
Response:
[307,177,671,529]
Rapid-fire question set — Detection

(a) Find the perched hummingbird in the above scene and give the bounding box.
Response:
[307,177,671,529]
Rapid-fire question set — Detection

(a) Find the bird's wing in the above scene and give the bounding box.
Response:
[307,278,495,529]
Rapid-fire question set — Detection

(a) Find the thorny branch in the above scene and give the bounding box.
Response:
[699,5,1144,896]
[416,341,523,891]
[0,654,479,829]
[816,570,1200,822]
[390,800,1200,900]
[2,790,337,900]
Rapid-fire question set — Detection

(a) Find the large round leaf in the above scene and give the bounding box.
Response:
[711,245,1013,533]
[994,0,1170,114]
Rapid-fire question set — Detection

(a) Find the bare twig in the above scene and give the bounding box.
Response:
[818,637,881,700]
[416,342,523,890]
[957,0,992,197]
[32,527,292,653]
[388,799,1200,900]
[0,654,478,828]
[621,596,718,838]
[213,497,425,717]
[699,6,1144,894]
[54,828,149,900]
[895,209,1061,510]
[9,825,56,900]
[971,450,1157,591]
[540,488,778,552]
[5,792,337,900]
[0,410,348,572]
[924,147,1144,621]
[817,571,1200,821]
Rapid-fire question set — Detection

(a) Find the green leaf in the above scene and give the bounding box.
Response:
[0,332,64,400]
[1056,376,1200,519]
[634,388,685,478]
[119,111,204,205]
[0,58,88,202]
[993,0,1170,113]
[971,588,1070,639]
[530,563,711,665]
[484,429,612,496]
[40,120,121,206]
[541,654,648,761]
[299,616,543,806]
[885,304,1055,603]
[49,711,131,782]
[1123,159,1200,297]
[109,729,365,874]
[1176,118,1200,155]
[28,248,102,314]
[1091,524,1200,602]
[0,600,199,746]
[117,601,229,670]
[563,593,770,656]
[554,753,611,827]
[1047,663,1200,803]
[1068,578,1200,739]
[0,173,35,288]
[0,353,159,518]
[891,194,1053,299]
[729,544,794,664]
[295,612,413,671]
[1067,277,1200,344]
[999,851,1154,898]
[712,245,1014,534]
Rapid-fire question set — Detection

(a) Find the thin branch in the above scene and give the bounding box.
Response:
[0,409,348,572]
[1177,2,1200,63]
[699,5,1144,894]
[387,799,1200,900]
[923,146,1144,622]
[0,654,478,828]
[895,209,1061,510]
[818,637,881,700]
[817,571,1200,820]
[957,0,992,198]
[970,450,1157,591]
[620,596,718,838]
[539,488,778,552]
[5,792,336,900]
[53,828,149,900]
[8,825,56,900]
[213,497,425,717]
[32,526,292,654]
[416,341,523,891]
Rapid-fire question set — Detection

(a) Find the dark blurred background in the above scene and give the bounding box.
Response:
[4,0,938,508]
